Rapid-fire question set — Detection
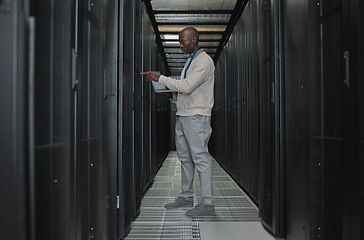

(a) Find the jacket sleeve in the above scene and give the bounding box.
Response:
[159,55,213,94]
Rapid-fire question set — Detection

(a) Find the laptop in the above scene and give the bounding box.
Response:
[152,81,175,93]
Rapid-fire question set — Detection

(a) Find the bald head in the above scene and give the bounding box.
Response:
[181,27,199,40]
[179,27,200,54]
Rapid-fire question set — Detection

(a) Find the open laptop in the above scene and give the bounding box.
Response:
[152,81,175,93]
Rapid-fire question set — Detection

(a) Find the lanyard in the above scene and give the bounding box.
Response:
[184,50,198,78]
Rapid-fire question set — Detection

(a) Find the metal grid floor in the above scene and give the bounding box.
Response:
[125,151,260,240]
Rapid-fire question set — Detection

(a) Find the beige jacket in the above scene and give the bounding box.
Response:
[159,51,215,116]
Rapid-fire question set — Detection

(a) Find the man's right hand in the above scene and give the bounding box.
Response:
[140,71,160,82]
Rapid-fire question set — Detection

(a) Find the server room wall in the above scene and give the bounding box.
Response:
[212,0,363,240]
[1,0,170,239]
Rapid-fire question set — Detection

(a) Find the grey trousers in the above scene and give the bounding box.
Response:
[175,115,214,205]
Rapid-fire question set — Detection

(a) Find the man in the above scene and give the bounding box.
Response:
[141,27,215,216]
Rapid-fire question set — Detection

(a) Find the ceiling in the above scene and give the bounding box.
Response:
[143,0,247,77]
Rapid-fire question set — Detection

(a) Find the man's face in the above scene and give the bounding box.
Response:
[179,31,195,54]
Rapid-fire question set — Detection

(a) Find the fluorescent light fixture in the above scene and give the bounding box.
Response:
[159,26,226,32]
[164,34,179,40]
[164,41,180,45]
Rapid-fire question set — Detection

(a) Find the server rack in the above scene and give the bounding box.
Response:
[141,4,153,192]
[212,0,362,239]
[212,0,261,204]
[122,0,171,235]
[257,0,285,236]
[0,1,30,239]
[151,54,171,170]
[306,0,362,239]
[77,1,112,239]
[1,0,170,239]
[29,1,75,239]
[122,0,138,233]
[133,0,143,215]
[102,0,119,238]
[2,1,362,240]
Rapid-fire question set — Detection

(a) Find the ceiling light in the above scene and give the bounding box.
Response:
[159,26,226,32]
[163,34,179,40]
[164,41,180,45]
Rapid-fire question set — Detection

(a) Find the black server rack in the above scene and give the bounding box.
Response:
[307,1,344,239]
[122,0,137,233]
[30,1,75,240]
[118,1,125,237]
[141,4,153,193]
[211,50,227,168]
[282,0,363,239]
[133,0,143,215]
[0,1,30,239]
[211,0,261,205]
[151,54,171,171]
[102,0,119,238]
[257,0,285,236]
[257,0,275,233]
[212,0,288,233]
[305,0,362,239]
[1,0,170,239]
[122,0,171,234]
[78,1,113,239]
[2,0,362,240]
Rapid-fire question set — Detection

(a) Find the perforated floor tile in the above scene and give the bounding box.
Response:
[125,151,260,240]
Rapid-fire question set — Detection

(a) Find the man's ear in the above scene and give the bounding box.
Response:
[192,37,197,44]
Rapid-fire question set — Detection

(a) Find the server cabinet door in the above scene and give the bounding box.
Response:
[117,1,126,238]
[258,0,285,237]
[257,0,275,233]
[341,0,362,239]
[30,1,74,239]
[78,1,107,239]
[0,1,29,240]
[141,4,153,189]
[133,0,143,214]
[122,0,136,233]
[102,0,119,239]
[308,0,362,239]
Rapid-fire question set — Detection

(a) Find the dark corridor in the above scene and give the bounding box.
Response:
[1,0,363,240]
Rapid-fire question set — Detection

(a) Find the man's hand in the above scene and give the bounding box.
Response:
[140,71,160,82]
[159,92,173,98]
